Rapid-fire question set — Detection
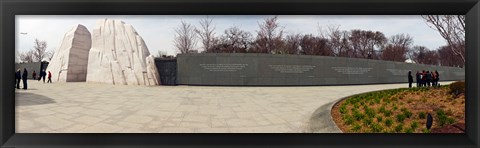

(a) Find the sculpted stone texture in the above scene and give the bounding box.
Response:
[47,24,92,82]
[86,19,160,86]
[146,55,161,85]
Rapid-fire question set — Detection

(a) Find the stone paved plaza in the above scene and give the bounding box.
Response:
[15,80,454,133]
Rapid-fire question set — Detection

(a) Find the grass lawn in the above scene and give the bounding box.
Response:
[332,82,465,133]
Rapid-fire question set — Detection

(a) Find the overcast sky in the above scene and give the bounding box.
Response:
[16,15,447,58]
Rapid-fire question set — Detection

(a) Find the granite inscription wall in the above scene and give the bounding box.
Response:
[176,53,465,86]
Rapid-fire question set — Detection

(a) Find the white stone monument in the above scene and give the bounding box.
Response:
[46,24,92,82]
[86,19,161,86]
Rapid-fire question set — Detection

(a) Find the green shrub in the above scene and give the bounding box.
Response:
[392,97,399,102]
[395,124,404,132]
[352,110,365,121]
[383,110,393,117]
[449,81,465,96]
[382,97,388,103]
[374,97,381,104]
[384,99,391,104]
[403,110,413,118]
[370,123,383,133]
[411,121,419,130]
[353,103,360,109]
[385,118,393,127]
[436,109,449,127]
[351,124,362,132]
[405,128,414,133]
[339,104,347,114]
[378,106,386,114]
[447,118,455,124]
[351,107,358,114]
[396,114,407,122]
[360,101,365,106]
[343,115,354,125]
[422,128,430,133]
[419,112,427,119]
[364,108,376,118]
[362,118,373,127]
[376,116,383,122]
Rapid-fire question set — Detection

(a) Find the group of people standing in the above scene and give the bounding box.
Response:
[408,70,440,88]
[15,68,52,90]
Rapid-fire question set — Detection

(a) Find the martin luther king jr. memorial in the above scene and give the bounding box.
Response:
[174,53,464,86]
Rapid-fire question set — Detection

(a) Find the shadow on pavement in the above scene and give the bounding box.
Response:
[15,92,56,106]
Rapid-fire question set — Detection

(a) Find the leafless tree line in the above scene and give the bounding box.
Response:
[18,38,54,63]
[172,15,465,67]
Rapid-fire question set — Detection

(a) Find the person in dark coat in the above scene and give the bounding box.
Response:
[435,70,440,86]
[22,68,28,89]
[47,71,52,83]
[15,69,21,89]
[41,70,46,83]
[415,71,421,87]
[408,71,413,88]
[426,71,432,87]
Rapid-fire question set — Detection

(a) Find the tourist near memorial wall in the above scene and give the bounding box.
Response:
[16,18,465,86]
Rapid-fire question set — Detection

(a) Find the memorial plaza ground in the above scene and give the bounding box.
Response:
[15,80,455,133]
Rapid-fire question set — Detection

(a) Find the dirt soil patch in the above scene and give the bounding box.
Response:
[332,85,465,133]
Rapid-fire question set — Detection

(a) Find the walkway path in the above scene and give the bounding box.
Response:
[15,81,453,133]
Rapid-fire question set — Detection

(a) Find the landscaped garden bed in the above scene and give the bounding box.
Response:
[332,81,465,133]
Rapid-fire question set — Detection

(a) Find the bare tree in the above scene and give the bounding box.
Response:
[347,30,387,59]
[437,44,464,67]
[173,21,198,54]
[381,34,413,62]
[299,34,332,56]
[32,38,48,62]
[422,15,465,66]
[45,49,55,62]
[195,16,216,53]
[410,46,439,65]
[19,50,35,63]
[322,25,350,57]
[212,26,253,53]
[281,33,302,54]
[253,16,284,53]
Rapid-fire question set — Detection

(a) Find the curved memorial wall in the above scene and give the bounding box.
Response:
[176,53,465,86]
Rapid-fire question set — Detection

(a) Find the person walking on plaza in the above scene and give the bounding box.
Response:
[22,68,28,89]
[15,69,21,89]
[47,71,52,83]
[32,70,36,80]
[408,71,413,88]
[41,70,46,83]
